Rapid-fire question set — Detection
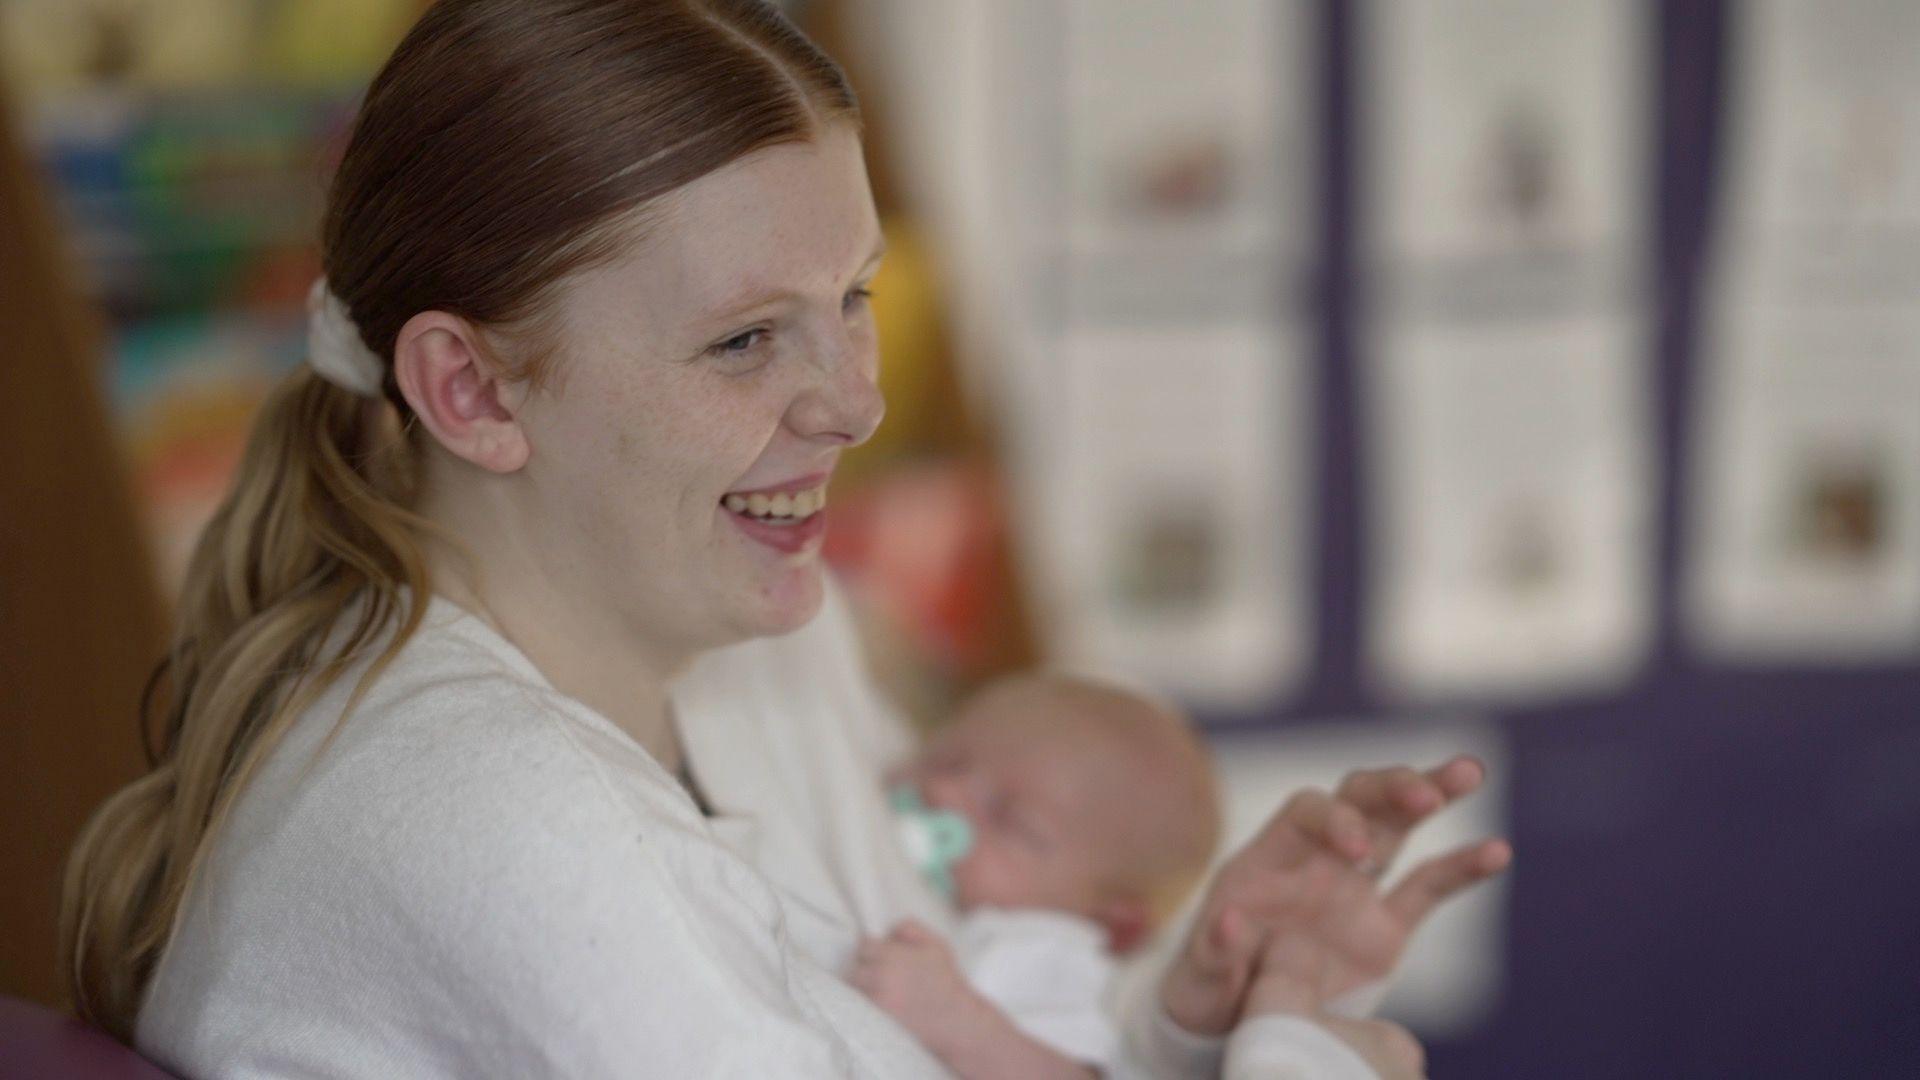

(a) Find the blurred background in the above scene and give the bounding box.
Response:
[2,1,1916,1076]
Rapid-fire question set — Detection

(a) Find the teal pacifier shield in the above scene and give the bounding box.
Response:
[890,785,975,899]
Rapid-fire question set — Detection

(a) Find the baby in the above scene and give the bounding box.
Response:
[853,673,1224,1077]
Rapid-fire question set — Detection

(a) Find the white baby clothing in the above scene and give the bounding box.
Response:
[951,907,1119,1068]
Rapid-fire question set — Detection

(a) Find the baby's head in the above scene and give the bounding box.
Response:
[894,673,1221,953]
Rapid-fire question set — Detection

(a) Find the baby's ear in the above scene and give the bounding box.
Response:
[1097,894,1153,955]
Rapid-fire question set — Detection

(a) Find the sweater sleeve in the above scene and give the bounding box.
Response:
[1104,950,1227,1080]
[1223,1017,1380,1080]
[1102,947,1384,1080]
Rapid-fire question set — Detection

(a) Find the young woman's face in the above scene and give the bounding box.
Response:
[511,125,885,656]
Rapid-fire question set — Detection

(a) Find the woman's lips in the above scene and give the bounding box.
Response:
[721,475,830,555]
[726,472,830,498]
[723,502,828,554]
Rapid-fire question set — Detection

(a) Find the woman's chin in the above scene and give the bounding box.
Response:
[739,562,826,639]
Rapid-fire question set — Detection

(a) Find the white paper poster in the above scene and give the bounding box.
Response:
[1689,0,1920,661]
[1726,0,1920,237]
[1061,0,1302,265]
[1035,325,1311,710]
[1006,1,1316,710]
[1370,314,1653,699]
[1363,0,1642,269]
[1690,293,1920,659]
[1361,0,1653,700]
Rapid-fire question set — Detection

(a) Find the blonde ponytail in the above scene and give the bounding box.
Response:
[59,370,433,1040]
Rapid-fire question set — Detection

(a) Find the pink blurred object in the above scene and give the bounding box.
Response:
[0,996,176,1079]
[823,460,1006,672]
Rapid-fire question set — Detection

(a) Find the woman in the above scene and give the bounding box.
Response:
[61,1,1506,1076]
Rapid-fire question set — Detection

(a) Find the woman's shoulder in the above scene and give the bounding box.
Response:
[141,609,802,1078]
[238,602,696,886]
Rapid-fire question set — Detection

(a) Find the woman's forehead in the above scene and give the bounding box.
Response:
[615,129,881,320]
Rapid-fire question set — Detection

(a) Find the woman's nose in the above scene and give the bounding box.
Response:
[787,334,884,446]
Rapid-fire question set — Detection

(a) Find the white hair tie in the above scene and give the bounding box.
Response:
[305,277,386,398]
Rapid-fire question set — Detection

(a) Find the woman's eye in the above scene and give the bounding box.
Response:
[843,286,874,313]
[707,328,767,358]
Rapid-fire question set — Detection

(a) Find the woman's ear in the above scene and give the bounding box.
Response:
[392,311,532,473]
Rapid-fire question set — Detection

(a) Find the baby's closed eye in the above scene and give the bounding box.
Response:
[996,803,1054,851]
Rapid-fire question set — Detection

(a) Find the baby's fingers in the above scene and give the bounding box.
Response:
[852,935,897,969]
[888,919,937,945]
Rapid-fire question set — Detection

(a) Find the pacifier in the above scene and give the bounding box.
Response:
[889,785,975,901]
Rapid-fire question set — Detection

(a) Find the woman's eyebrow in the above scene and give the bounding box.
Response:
[696,284,802,329]
[695,240,888,329]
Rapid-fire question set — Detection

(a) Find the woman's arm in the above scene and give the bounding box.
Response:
[1220,933,1427,1080]
[1108,758,1508,1079]
[1158,758,1510,1036]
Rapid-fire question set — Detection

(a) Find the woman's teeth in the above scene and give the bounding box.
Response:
[724,485,827,524]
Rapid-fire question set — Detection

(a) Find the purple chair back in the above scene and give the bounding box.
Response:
[0,996,177,1079]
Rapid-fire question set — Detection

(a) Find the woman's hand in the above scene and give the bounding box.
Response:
[1242,933,1427,1079]
[1158,756,1512,1036]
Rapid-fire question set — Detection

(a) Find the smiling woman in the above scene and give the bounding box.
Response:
[400,128,889,746]
[57,2,1499,1077]
[55,1,939,1075]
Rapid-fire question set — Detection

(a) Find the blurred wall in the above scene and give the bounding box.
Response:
[842,2,1920,1077]
[0,76,167,1008]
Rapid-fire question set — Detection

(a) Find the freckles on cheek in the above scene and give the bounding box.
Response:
[700,389,783,475]
[663,392,764,516]
[598,384,684,472]
[572,378,644,465]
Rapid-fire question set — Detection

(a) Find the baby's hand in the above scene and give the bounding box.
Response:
[850,920,1098,1080]
[848,920,990,1053]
